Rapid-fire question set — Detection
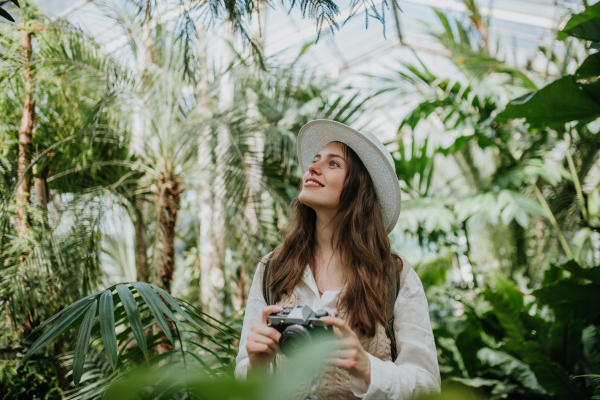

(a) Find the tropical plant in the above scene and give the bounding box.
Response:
[1,1,374,394]
[370,1,600,398]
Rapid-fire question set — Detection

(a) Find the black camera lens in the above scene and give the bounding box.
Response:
[279,324,312,357]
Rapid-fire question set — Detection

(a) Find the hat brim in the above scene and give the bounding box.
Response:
[297,120,401,234]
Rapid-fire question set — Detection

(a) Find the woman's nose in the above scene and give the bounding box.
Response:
[308,161,321,175]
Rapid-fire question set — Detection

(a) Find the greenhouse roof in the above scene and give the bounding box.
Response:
[20,0,589,136]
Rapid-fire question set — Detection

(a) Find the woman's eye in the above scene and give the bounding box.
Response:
[330,161,339,167]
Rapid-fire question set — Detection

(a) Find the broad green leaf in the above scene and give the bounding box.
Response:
[446,376,502,388]
[477,348,545,393]
[24,299,95,362]
[534,281,600,321]
[559,3,600,39]
[497,76,600,128]
[575,52,600,80]
[582,325,600,372]
[498,159,571,188]
[151,284,209,335]
[455,316,484,377]
[414,255,452,288]
[397,199,456,234]
[562,260,600,285]
[99,289,118,370]
[517,342,587,399]
[484,275,528,342]
[116,284,148,362]
[564,17,600,43]
[73,299,97,386]
[131,282,173,344]
[436,336,468,378]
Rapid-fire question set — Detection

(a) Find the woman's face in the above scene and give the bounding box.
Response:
[298,141,347,211]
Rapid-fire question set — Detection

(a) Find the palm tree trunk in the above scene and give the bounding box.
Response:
[155,176,181,293]
[196,26,221,315]
[134,200,149,282]
[17,30,35,236]
[155,176,181,354]
[142,0,155,67]
[33,164,48,211]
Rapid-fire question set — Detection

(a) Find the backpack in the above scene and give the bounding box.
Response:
[261,255,407,361]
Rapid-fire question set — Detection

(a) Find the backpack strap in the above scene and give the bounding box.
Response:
[262,253,406,361]
[262,254,275,305]
[386,257,407,362]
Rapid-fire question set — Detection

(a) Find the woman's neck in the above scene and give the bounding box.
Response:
[313,211,345,291]
[314,208,336,254]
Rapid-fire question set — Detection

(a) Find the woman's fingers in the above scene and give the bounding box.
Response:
[248,331,281,353]
[261,305,283,324]
[325,358,358,370]
[322,340,355,357]
[321,316,354,338]
[251,324,282,342]
[247,341,270,353]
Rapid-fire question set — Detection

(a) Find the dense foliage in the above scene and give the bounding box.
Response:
[0,0,599,399]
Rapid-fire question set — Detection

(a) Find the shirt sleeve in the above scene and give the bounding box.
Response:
[234,253,271,379]
[349,264,442,400]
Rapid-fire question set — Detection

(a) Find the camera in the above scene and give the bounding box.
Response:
[268,305,335,357]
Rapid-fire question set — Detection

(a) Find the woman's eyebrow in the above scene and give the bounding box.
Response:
[313,153,346,161]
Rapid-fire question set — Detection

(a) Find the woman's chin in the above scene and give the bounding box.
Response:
[298,195,333,211]
[298,193,317,207]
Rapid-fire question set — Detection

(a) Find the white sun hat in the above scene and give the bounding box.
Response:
[297,119,401,234]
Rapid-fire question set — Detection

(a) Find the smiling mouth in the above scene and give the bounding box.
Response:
[305,180,324,187]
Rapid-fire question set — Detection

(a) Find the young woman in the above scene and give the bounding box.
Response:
[235,120,441,399]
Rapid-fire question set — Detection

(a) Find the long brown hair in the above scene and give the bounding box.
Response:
[265,141,402,337]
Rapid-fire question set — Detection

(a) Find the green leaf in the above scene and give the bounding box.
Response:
[477,347,545,393]
[73,299,97,386]
[138,287,190,335]
[575,52,600,80]
[534,281,600,321]
[484,275,527,342]
[116,284,148,362]
[151,284,209,335]
[9,0,20,8]
[25,289,105,341]
[131,282,173,344]
[498,159,571,188]
[562,260,600,285]
[446,376,502,388]
[455,317,484,377]
[559,3,600,40]
[497,76,600,128]
[99,290,118,370]
[24,299,95,362]
[582,325,600,373]
[564,17,600,43]
[517,342,587,399]
[0,7,15,22]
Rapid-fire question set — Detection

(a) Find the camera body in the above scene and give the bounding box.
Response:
[268,305,334,357]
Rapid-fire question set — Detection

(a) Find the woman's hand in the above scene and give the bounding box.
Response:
[246,305,283,373]
[321,316,372,385]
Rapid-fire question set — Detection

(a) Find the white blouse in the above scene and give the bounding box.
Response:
[235,255,442,400]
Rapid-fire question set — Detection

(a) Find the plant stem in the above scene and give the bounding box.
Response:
[175,323,191,399]
[532,184,572,258]
[564,133,588,221]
